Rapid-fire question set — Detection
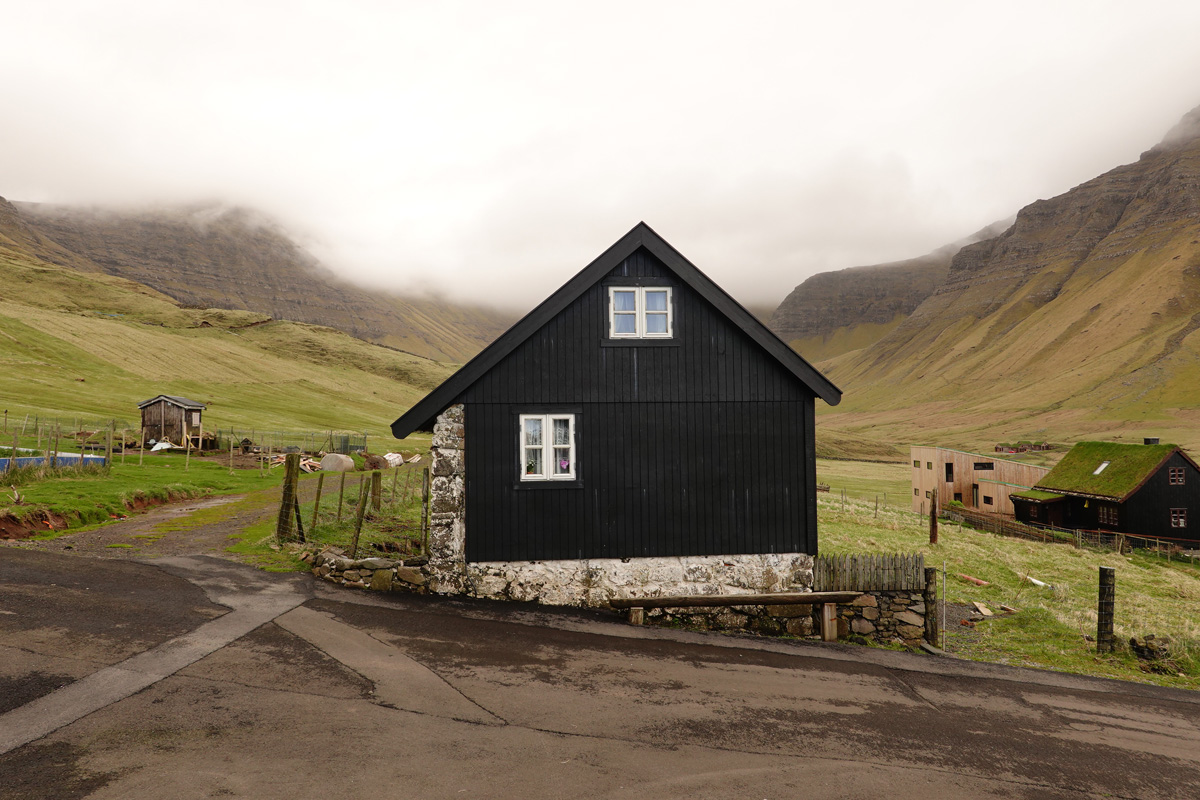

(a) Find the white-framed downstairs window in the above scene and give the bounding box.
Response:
[520,414,575,481]
[609,287,673,339]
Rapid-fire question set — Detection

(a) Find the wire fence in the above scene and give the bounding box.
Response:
[212,429,369,455]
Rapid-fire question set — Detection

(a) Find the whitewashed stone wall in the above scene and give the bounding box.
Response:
[424,404,815,607]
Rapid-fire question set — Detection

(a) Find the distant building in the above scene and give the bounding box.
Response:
[1011,440,1198,541]
[137,395,206,446]
[911,446,1049,516]
[994,441,1052,454]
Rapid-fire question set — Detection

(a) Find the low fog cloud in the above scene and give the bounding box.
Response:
[4,1,1200,314]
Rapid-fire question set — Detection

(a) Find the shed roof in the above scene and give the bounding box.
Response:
[392,222,841,437]
[1034,441,1193,501]
[137,395,207,410]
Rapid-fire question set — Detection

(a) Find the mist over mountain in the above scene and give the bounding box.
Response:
[809,104,1200,454]
[9,200,512,363]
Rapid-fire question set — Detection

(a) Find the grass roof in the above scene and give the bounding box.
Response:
[1010,489,1066,502]
[1035,441,1177,500]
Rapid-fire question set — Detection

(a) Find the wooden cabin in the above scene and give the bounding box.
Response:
[389,223,843,605]
[137,395,206,447]
[1011,440,1199,542]
[911,446,1049,516]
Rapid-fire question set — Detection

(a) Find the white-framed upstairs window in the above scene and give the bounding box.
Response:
[520,414,575,481]
[609,287,673,339]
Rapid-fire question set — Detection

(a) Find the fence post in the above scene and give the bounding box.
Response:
[308,471,325,529]
[371,470,382,512]
[1097,566,1116,654]
[929,488,938,545]
[337,472,347,521]
[276,453,301,544]
[924,567,939,646]
[349,478,370,559]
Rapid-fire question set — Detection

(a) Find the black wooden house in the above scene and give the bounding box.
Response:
[391,223,841,566]
[1011,440,1199,542]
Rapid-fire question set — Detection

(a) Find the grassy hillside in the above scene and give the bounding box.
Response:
[0,241,454,444]
[11,200,513,363]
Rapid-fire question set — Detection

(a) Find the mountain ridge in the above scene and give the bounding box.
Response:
[769,219,1012,362]
[815,103,1200,455]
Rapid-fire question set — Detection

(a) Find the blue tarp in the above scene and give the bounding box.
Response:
[0,454,108,470]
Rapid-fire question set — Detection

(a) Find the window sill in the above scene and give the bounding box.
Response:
[600,339,680,348]
[514,479,584,490]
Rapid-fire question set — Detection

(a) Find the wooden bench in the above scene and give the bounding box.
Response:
[610,591,862,642]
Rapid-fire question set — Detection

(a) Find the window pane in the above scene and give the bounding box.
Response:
[553,447,571,475]
[645,313,668,334]
[613,313,636,334]
[613,291,636,311]
[525,447,543,476]
[553,418,571,445]
[645,290,667,311]
[523,418,542,446]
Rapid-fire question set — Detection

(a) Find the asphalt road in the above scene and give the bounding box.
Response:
[2,547,1199,800]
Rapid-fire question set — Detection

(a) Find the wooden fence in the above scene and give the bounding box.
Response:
[949,507,1199,562]
[813,553,926,591]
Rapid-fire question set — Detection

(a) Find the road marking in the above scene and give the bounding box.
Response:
[0,593,305,755]
[276,606,504,725]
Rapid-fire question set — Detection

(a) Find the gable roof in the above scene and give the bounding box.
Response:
[1034,441,1196,501]
[137,395,206,410]
[392,222,842,437]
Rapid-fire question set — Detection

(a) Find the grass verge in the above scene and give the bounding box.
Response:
[2,453,278,534]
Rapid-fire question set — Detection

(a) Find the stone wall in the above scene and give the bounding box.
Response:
[644,588,932,649]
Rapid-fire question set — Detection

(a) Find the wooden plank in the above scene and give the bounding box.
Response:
[820,603,839,642]
[609,591,861,610]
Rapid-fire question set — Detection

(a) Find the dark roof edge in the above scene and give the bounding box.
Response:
[136,395,206,410]
[391,222,842,438]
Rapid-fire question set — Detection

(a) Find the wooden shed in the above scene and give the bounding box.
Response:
[137,395,206,447]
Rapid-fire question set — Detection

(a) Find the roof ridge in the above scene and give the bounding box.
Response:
[392,224,841,437]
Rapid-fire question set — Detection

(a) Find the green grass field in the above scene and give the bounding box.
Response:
[815,459,1200,689]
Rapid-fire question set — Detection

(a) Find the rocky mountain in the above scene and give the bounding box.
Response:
[817,104,1200,454]
[769,220,1011,362]
[7,200,512,363]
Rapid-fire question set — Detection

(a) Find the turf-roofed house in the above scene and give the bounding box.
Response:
[1010,439,1199,542]
[390,223,842,606]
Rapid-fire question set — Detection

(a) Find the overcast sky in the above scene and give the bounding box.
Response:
[4,2,1200,312]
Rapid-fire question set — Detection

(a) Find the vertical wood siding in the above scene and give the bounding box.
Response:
[910,446,1049,516]
[1119,452,1200,542]
[459,248,818,562]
